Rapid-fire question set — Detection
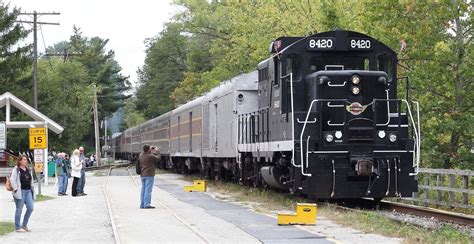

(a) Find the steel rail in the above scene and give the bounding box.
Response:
[125,166,210,243]
[103,165,121,244]
[379,200,474,226]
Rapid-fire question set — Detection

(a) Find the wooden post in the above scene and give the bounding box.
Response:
[424,176,430,207]
[436,174,442,207]
[449,174,456,208]
[462,175,468,205]
[412,192,418,206]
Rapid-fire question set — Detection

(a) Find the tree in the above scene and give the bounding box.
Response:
[135,22,189,118]
[37,58,95,152]
[122,97,146,128]
[68,27,130,118]
[356,0,473,169]
[0,4,32,151]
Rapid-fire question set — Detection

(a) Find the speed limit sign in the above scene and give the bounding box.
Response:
[29,128,47,149]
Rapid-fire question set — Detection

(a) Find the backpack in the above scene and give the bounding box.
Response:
[135,160,141,175]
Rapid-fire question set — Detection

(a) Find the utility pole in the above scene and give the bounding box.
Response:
[93,85,101,166]
[104,117,108,159]
[17,11,60,109]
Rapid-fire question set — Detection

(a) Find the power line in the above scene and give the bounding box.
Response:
[39,26,56,73]
[16,11,60,109]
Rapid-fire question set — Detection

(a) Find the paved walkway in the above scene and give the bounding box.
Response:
[107,174,262,243]
[0,174,114,243]
[0,171,401,243]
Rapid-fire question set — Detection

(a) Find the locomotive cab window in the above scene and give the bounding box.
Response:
[342,56,371,70]
[308,55,340,72]
[283,53,302,81]
[377,54,393,82]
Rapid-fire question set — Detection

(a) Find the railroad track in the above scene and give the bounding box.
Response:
[328,198,473,227]
[124,166,210,243]
[102,164,209,244]
[378,200,474,227]
[85,162,131,171]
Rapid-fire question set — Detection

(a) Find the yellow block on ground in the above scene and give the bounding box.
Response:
[183,180,206,192]
[277,203,317,225]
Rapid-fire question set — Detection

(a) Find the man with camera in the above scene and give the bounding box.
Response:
[138,145,160,209]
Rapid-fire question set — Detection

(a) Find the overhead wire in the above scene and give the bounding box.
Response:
[39,25,57,73]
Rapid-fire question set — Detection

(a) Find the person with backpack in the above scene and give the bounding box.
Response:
[138,145,160,209]
[10,154,35,232]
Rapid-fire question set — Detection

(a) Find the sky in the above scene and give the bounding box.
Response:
[8,0,178,88]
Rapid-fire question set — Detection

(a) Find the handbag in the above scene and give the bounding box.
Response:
[5,177,13,191]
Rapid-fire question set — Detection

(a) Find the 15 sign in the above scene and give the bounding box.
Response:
[29,127,47,149]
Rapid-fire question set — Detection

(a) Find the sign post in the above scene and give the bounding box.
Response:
[0,122,6,150]
[29,127,48,193]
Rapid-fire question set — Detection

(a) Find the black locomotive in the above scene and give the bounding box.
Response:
[112,30,420,200]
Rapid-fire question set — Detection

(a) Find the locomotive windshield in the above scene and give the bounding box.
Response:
[283,53,395,83]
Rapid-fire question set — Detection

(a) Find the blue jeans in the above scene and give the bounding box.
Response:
[140,176,154,208]
[77,170,85,193]
[58,175,68,194]
[14,190,34,229]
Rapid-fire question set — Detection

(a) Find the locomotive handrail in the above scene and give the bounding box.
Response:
[300,98,349,177]
[375,89,391,126]
[288,72,301,168]
[297,118,317,124]
[327,102,345,108]
[327,120,345,126]
[372,98,421,176]
[327,81,347,87]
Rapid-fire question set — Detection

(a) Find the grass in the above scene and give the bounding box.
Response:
[181,175,472,243]
[0,222,14,236]
[320,205,472,244]
[35,194,54,202]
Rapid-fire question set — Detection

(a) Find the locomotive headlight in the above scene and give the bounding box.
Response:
[325,133,334,142]
[389,133,397,143]
[351,86,360,95]
[378,130,386,139]
[335,131,343,139]
[351,75,360,85]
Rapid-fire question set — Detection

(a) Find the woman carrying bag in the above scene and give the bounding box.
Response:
[10,154,35,232]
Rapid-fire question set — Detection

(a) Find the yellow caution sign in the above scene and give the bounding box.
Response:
[29,128,47,149]
[34,163,43,173]
[184,180,206,192]
[277,203,317,225]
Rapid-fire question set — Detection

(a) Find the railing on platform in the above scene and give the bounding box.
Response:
[404,168,473,209]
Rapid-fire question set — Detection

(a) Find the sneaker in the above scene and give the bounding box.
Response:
[16,228,26,233]
[22,226,31,232]
[144,206,156,209]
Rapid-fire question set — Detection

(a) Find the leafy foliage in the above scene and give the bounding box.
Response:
[37,59,95,152]
[134,0,473,169]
